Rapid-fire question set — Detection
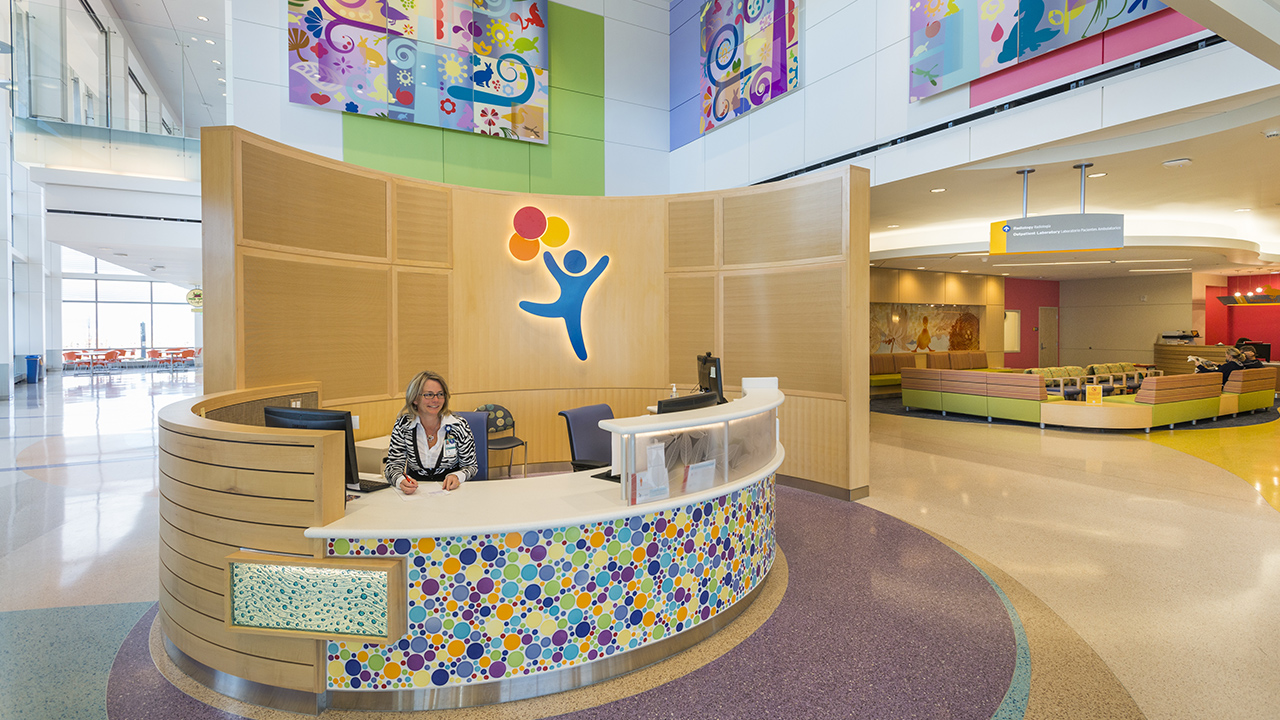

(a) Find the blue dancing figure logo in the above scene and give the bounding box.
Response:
[508,206,609,361]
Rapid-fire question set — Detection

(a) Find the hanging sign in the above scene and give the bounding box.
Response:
[990,213,1124,254]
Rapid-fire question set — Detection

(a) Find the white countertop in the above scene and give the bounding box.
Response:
[305,444,784,539]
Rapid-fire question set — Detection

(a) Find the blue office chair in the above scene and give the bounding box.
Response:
[455,411,489,481]
[558,404,613,472]
[475,404,527,478]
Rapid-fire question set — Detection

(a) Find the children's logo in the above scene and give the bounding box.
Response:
[509,206,609,361]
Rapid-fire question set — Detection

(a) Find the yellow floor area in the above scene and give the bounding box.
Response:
[1145,414,1280,512]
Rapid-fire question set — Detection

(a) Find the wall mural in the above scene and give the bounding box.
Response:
[699,0,800,135]
[909,0,1166,101]
[871,303,983,353]
[287,0,550,143]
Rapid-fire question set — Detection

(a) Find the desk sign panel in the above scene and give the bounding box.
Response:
[990,214,1123,254]
[227,552,405,643]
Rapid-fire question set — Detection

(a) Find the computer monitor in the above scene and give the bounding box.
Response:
[656,391,720,414]
[263,406,360,490]
[696,352,726,404]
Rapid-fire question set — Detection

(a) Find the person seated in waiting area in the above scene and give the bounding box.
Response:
[1193,346,1264,385]
[384,370,477,493]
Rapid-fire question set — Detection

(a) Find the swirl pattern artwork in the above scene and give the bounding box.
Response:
[288,0,549,143]
[230,563,390,637]
[325,475,775,689]
[909,0,1166,101]
[700,0,800,135]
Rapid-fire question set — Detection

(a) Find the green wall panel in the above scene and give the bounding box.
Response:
[343,115,444,182]
[550,88,604,140]
[548,4,605,95]
[340,3,606,195]
[530,133,604,196]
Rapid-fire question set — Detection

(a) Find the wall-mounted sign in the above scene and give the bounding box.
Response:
[509,206,608,361]
[990,213,1123,254]
[186,288,204,307]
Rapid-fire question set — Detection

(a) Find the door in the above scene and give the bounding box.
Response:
[1038,307,1058,367]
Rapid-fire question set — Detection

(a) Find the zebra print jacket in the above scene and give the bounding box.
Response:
[383,413,478,486]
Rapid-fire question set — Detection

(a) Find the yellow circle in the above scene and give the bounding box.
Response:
[542,216,570,247]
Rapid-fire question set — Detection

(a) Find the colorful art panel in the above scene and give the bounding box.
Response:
[871,303,984,353]
[325,476,775,689]
[288,0,549,144]
[910,0,1167,101]
[699,0,800,135]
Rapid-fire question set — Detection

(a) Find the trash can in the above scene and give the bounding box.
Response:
[25,355,43,383]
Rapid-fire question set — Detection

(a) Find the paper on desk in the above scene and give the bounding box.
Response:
[394,485,451,501]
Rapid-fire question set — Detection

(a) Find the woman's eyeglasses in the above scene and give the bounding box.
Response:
[420,391,445,399]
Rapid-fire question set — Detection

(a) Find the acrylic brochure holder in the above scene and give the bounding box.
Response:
[601,377,783,507]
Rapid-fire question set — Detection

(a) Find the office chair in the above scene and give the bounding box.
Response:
[454,411,489,481]
[557,404,613,472]
[475,404,527,478]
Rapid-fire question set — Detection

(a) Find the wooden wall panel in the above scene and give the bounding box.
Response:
[898,270,946,304]
[870,268,898,303]
[722,178,844,265]
[723,266,845,396]
[985,275,1005,305]
[161,608,320,692]
[448,191,667,393]
[395,270,450,392]
[667,276,716,386]
[241,253,390,402]
[240,141,388,259]
[777,396,847,488]
[946,273,987,305]
[202,128,238,394]
[394,181,451,265]
[667,199,715,268]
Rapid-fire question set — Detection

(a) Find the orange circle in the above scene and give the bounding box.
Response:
[443,557,461,574]
[383,662,401,679]
[576,592,593,608]
[417,538,435,554]
[503,633,522,651]
[505,532,522,547]
[448,639,466,658]
[590,532,605,547]
[509,233,540,261]
[542,216,570,247]
[632,548,646,563]
[643,611,655,627]
[634,592,647,608]
[497,604,514,620]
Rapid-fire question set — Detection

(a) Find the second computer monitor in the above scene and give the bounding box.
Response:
[263,406,360,490]
[696,352,726,404]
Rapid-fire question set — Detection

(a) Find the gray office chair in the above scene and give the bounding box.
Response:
[455,411,489,481]
[557,404,613,472]
[475,404,527,477]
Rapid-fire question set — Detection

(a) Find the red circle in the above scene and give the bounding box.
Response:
[513,206,547,239]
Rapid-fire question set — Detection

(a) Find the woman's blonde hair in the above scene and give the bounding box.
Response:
[400,371,452,418]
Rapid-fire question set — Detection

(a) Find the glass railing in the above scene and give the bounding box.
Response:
[15,117,200,180]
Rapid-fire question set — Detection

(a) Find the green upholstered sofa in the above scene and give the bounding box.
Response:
[870,352,918,387]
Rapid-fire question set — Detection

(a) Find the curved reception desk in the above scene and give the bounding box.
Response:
[157,380,784,713]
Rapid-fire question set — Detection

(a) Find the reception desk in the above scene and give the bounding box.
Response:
[158,380,784,713]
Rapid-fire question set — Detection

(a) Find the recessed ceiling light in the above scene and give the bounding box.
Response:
[218,78,225,83]
[1001,273,1009,276]
[1248,291,1255,296]
[205,39,215,45]
[197,15,208,21]
[190,36,197,41]
[960,270,969,273]
[917,267,926,270]
[886,224,899,228]
[113,252,128,257]
[1087,172,1107,178]
[1130,268,1191,273]
[212,59,221,65]
[222,92,227,96]
[1236,292,1243,297]
[1258,287,1265,293]
[1162,158,1192,168]
[930,188,946,193]
[1236,208,1252,212]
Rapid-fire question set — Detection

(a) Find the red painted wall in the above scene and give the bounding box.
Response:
[1225,274,1280,349]
[1205,285,1228,346]
[1003,278,1060,369]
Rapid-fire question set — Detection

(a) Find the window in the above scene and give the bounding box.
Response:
[59,245,196,350]
[1004,310,1021,353]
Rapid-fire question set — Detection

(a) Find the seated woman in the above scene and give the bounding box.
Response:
[384,370,478,493]
[1194,346,1264,385]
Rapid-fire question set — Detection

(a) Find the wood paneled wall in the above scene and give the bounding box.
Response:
[157,383,344,693]
[203,128,870,495]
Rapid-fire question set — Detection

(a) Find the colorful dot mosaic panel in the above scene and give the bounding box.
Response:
[287,0,549,143]
[230,563,390,638]
[325,475,774,689]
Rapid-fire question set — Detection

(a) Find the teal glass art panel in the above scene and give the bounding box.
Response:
[231,563,390,637]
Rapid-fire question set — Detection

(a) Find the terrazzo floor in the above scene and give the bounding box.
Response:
[4,371,1277,719]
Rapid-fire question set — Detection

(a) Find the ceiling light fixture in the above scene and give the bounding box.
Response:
[212,59,221,65]
[1130,268,1192,273]
[930,188,946,193]
[1236,208,1252,212]
[1236,292,1243,297]
[1162,158,1192,168]
[961,270,969,273]
[1114,258,1192,264]
[917,267,926,270]
[886,224,899,228]
[205,39,215,45]
[197,15,208,21]
[190,36,197,41]
[1001,273,1009,276]
[1087,172,1107,178]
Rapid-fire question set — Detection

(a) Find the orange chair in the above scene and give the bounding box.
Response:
[147,349,174,370]
[62,351,86,372]
[178,349,196,368]
[90,350,121,373]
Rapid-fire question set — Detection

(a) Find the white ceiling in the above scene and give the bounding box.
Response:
[869,89,1280,281]
[106,0,226,135]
